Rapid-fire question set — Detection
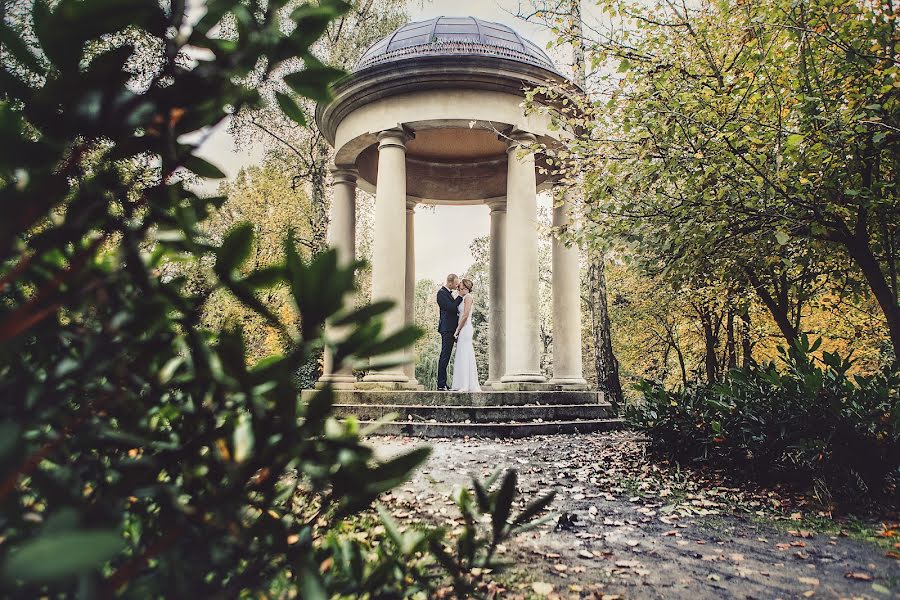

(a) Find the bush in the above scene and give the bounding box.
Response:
[626,336,900,500]
[0,0,554,596]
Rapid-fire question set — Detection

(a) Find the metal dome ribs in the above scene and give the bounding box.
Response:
[354,16,559,73]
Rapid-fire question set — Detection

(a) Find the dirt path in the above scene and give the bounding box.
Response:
[373,432,899,599]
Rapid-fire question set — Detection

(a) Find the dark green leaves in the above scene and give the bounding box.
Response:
[284,64,345,104]
[0,22,45,75]
[1,530,124,583]
[215,222,255,276]
[32,0,166,70]
[185,156,227,179]
[491,470,516,538]
[275,91,307,125]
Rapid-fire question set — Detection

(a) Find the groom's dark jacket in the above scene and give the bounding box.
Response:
[437,286,463,333]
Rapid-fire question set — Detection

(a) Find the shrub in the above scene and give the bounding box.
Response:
[627,336,900,500]
[0,0,554,596]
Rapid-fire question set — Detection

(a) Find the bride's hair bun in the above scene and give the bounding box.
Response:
[461,279,474,292]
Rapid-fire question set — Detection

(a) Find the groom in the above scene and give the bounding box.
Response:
[436,273,463,391]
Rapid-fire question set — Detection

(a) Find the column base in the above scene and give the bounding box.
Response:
[500,373,547,384]
[315,375,357,390]
[549,377,590,391]
[362,371,409,383]
[354,381,423,391]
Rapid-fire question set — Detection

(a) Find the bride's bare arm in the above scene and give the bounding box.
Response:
[454,295,474,337]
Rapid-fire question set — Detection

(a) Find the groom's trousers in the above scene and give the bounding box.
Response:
[437,331,456,389]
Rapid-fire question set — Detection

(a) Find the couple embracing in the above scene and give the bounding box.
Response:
[436,273,481,392]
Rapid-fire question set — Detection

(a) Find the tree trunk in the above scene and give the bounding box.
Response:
[745,267,799,347]
[670,330,688,387]
[740,312,753,368]
[589,251,623,404]
[725,309,736,370]
[699,308,719,384]
[309,137,331,256]
[844,233,900,362]
[570,0,623,404]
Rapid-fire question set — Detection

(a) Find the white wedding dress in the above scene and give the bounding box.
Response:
[451,296,481,392]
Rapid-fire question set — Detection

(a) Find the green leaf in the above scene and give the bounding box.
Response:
[0,22,45,75]
[785,133,804,150]
[2,530,124,583]
[274,91,307,125]
[354,326,423,359]
[368,447,431,490]
[0,422,20,464]
[376,505,404,548]
[241,265,285,289]
[302,388,334,432]
[330,300,393,328]
[491,470,517,537]
[284,65,344,103]
[512,490,556,526]
[233,413,254,463]
[775,230,789,245]
[216,222,255,275]
[299,561,327,600]
[472,477,491,513]
[184,155,227,179]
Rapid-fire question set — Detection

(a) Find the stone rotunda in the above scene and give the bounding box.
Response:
[308,17,618,436]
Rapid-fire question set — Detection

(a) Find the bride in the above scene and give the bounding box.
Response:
[451,278,481,392]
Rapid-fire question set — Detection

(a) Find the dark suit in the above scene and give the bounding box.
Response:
[436,286,463,389]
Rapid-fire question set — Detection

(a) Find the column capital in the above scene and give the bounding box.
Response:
[486,199,507,213]
[503,128,537,153]
[377,127,415,150]
[406,199,418,211]
[329,165,358,185]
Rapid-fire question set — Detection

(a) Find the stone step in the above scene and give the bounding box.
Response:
[355,418,624,438]
[303,389,606,407]
[334,403,614,422]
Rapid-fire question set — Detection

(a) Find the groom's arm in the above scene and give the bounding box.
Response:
[436,288,456,311]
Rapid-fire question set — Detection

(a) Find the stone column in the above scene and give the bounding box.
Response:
[501,130,546,384]
[403,199,420,386]
[550,190,588,387]
[318,166,357,388]
[362,128,412,384]
[485,199,506,387]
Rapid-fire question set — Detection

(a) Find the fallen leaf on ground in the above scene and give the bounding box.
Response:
[531,581,554,595]
[789,529,815,538]
[845,572,873,581]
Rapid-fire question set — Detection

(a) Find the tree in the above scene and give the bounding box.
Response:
[195,162,316,365]
[230,0,407,256]
[0,0,480,594]
[517,0,624,402]
[526,0,898,367]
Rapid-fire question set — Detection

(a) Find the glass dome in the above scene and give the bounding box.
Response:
[355,16,559,74]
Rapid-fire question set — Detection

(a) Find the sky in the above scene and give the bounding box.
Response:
[194,0,569,282]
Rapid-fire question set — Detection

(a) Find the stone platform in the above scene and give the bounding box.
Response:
[302,389,622,438]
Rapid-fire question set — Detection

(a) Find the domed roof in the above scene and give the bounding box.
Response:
[355,16,559,74]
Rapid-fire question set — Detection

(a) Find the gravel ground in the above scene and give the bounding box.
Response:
[372,432,900,599]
